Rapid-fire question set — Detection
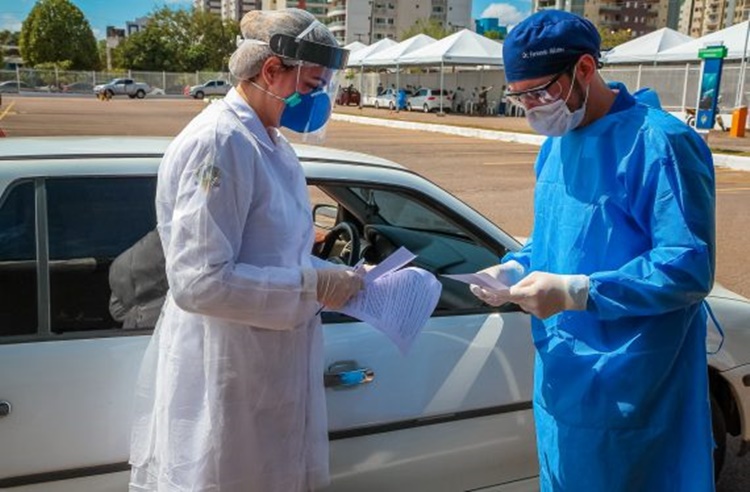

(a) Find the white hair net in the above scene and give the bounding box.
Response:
[229,9,338,81]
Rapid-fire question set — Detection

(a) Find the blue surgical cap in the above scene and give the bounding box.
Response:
[503,10,601,83]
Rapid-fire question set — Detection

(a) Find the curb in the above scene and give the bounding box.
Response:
[331,113,750,172]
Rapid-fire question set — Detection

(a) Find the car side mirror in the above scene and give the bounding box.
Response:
[313,204,338,230]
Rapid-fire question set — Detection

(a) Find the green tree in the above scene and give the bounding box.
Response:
[400,18,452,41]
[115,7,238,72]
[598,27,633,51]
[19,0,99,70]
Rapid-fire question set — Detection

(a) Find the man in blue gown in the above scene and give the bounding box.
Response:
[470,10,717,491]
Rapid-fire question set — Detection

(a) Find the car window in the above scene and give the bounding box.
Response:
[352,187,464,236]
[206,81,214,87]
[318,184,502,313]
[0,181,38,337]
[46,177,158,333]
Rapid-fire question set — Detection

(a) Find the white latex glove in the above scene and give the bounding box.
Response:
[316,268,364,310]
[469,260,526,307]
[507,272,589,319]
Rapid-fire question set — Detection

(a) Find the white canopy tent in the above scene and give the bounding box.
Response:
[343,41,368,54]
[397,29,504,113]
[398,29,504,66]
[657,21,750,62]
[360,34,437,98]
[361,34,437,67]
[602,28,693,64]
[346,38,398,67]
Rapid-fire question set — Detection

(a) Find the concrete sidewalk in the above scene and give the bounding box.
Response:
[333,105,750,171]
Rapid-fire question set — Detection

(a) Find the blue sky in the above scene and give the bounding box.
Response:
[0,0,192,38]
[1,0,532,38]
[473,0,532,28]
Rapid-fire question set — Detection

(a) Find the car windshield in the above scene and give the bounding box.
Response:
[350,187,466,237]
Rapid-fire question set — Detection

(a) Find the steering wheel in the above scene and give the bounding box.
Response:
[317,222,361,266]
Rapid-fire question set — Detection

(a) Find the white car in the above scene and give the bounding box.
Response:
[407,87,451,113]
[0,137,749,491]
[187,80,230,99]
[373,88,405,110]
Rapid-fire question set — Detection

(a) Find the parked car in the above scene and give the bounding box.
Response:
[93,78,150,99]
[0,137,748,491]
[186,79,230,99]
[335,85,361,106]
[407,87,451,113]
[372,87,401,110]
[0,80,34,93]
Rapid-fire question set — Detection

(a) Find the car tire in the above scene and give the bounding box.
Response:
[195,91,204,100]
[423,104,430,113]
[711,394,727,481]
[135,89,145,99]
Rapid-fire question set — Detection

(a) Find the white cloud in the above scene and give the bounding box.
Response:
[480,3,529,29]
[0,13,23,32]
[92,28,102,39]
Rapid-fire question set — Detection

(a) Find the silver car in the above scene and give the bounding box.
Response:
[187,80,230,99]
[0,137,748,491]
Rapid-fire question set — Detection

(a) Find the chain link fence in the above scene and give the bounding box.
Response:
[0,68,233,96]
[2,63,750,114]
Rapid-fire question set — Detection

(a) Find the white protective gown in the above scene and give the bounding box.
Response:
[129,88,330,492]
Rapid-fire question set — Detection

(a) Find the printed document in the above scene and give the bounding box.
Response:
[340,247,441,355]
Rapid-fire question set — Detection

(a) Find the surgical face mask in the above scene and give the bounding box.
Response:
[525,66,589,137]
[249,64,333,133]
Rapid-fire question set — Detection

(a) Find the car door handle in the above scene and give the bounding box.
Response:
[324,360,375,389]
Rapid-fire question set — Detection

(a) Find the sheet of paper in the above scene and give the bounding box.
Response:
[340,266,442,355]
[363,246,417,285]
[442,272,510,293]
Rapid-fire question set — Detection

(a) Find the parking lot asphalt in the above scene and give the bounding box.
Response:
[0,94,749,490]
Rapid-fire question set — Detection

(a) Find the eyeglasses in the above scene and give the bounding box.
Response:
[505,69,570,108]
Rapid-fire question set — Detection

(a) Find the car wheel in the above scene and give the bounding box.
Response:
[423,104,430,113]
[135,89,145,99]
[711,394,727,480]
[195,91,204,100]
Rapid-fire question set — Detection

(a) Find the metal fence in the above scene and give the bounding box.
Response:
[3,62,750,113]
[0,67,232,95]
[351,61,750,113]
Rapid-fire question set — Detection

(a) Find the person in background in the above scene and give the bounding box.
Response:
[471,10,716,492]
[128,9,362,492]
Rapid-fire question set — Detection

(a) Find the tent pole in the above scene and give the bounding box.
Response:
[736,20,750,108]
[681,62,690,112]
[396,63,400,106]
[359,65,364,109]
[636,64,642,90]
[439,62,445,116]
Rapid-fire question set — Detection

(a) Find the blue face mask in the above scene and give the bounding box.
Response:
[280,89,332,133]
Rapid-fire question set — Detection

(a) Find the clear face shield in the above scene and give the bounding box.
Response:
[267,26,349,143]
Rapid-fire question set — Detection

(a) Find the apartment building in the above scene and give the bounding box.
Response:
[193,0,261,21]
[682,0,750,37]
[262,0,330,22]
[327,0,471,46]
[536,0,681,38]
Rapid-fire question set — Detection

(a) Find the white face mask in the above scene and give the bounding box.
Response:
[525,66,589,137]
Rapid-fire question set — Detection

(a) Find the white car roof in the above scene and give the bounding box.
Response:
[0,136,403,169]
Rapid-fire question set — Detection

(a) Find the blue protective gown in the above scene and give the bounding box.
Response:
[504,83,716,491]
